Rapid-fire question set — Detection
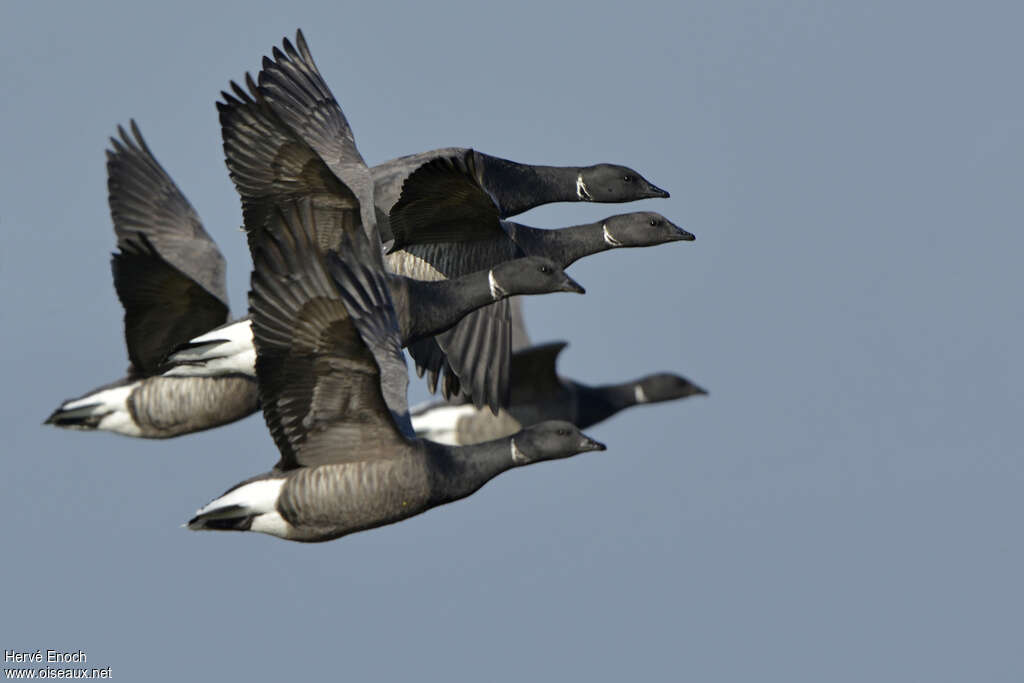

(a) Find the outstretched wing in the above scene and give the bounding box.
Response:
[257,30,382,252]
[249,199,409,471]
[107,122,229,373]
[387,152,504,252]
[111,234,229,375]
[218,75,363,259]
[369,146,468,243]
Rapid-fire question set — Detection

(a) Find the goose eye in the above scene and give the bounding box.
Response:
[623,174,634,182]
[557,429,569,436]
[649,219,659,226]
[539,265,551,274]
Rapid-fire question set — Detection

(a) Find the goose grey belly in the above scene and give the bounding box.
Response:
[277,458,434,541]
[130,375,259,437]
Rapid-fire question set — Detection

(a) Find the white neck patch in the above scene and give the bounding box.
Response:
[603,224,623,247]
[576,174,593,201]
[635,385,649,403]
[510,438,528,464]
[488,270,507,300]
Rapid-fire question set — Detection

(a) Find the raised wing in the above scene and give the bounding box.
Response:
[369,146,468,242]
[218,75,364,259]
[257,31,381,251]
[107,121,229,308]
[111,234,229,375]
[107,122,229,372]
[387,152,504,252]
[249,198,409,471]
[508,342,569,405]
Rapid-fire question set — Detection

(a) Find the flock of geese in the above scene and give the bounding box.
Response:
[45,31,707,543]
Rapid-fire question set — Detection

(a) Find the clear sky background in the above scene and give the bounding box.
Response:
[2,0,1022,680]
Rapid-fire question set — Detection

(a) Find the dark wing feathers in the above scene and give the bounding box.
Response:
[218,75,362,257]
[107,121,229,310]
[406,337,448,394]
[325,236,414,438]
[111,233,229,375]
[248,33,514,414]
[385,153,518,412]
[368,146,468,243]
[257,31,381,252]
[249,199,408,471]
[509,297,531,352]
[106,122,230,372]
[508,342,569,405]
[388,151,504,252]
[433,300,511,412]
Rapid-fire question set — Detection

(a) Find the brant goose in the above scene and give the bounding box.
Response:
[371,147,670,242]
[412,341,707,445]
[188,198,604,542]
[50,73,582,438]
[45,122,259,438]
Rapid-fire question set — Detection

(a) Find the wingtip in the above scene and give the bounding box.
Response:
[281,36,295,52]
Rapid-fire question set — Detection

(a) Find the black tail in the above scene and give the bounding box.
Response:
[187,505,255,532]
[44,402,105,429]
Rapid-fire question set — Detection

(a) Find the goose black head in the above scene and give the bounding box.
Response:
[510,420,606,465]
[489,257,585,298]
[633,373,708,404]
[601,212,694,247]
[577,164,670,202]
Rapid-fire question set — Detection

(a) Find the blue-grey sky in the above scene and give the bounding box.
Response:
[3,0,1022,680]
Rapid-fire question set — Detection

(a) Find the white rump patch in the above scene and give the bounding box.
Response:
[164,319,256,378]
[192,478,295,539]
[411,404,478,446]
[250,512,293,538]
[60,383,142,437]
[510,438,528,464]
[576,174,593,201]
[61,383,133,412]
[193,478,284,518]
[635,385,649,404]
[603,224,623,247]
[488,270,507,300]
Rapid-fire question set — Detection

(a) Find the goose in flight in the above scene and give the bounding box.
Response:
[44,122,258,438]
[412,338,706,446]
[188,198,605,541]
